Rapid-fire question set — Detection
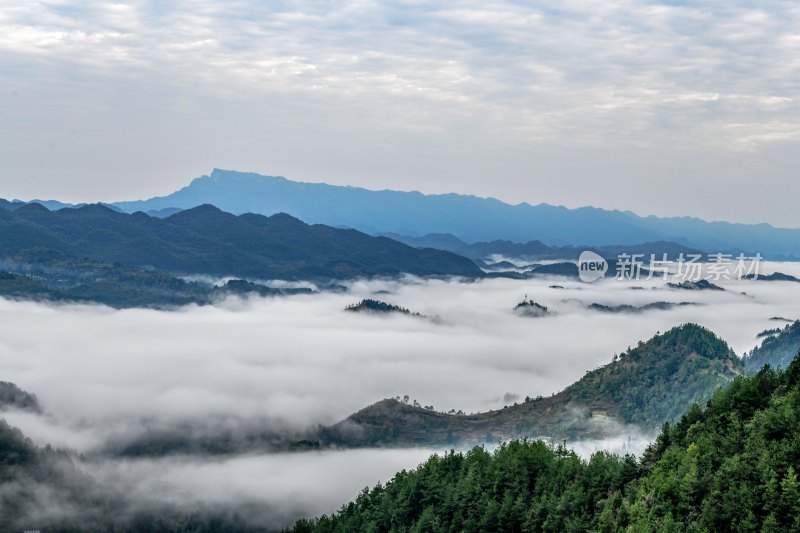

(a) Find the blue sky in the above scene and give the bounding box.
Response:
[1,1,798,226]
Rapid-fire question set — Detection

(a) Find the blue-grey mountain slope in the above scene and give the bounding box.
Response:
[0,202,482,307]
[113,169,800,258]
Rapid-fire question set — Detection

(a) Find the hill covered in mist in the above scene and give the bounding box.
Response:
[317,324,743,448]
[79,324,746,457]
[0,416,275,532]
[1,326,796,530]
[745,320,800,372]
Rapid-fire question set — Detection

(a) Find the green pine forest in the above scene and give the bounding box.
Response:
[292,355,800,533]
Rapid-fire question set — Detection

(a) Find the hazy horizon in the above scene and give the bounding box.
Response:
[6,166,800,231]
[2,1,799,226]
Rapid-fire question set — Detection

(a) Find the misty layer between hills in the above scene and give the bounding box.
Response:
[1,270,800,528]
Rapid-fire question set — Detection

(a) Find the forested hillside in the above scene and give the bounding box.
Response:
[292,353,800,532]
[319,324,743,447]
[0,201,482,306]
[745,320,800,372]
[0,202,482,281]
[1,340,797,531]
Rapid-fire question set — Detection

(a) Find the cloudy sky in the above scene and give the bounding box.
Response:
[1,1,798,226]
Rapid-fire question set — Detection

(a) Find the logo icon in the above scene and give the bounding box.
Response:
[578,251,608,282]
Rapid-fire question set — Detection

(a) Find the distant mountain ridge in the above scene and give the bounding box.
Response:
[382,232,704,261]
[111,169,800,258]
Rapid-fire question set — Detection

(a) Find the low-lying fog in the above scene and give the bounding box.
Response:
[1,262,799,524]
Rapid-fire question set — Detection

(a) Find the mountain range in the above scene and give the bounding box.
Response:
[0,202,480,280]
[0,201,482,307]
[382,233,703,262]
[105,169,800,258]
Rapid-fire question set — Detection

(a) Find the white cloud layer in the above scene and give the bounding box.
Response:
[1,268,799,522]
[1,267,799,443]
[1,1,798,225]
[84,448,440,529]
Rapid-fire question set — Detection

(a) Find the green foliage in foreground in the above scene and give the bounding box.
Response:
[291,354,800,533]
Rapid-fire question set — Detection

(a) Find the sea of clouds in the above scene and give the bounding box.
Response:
[1,263,799,525]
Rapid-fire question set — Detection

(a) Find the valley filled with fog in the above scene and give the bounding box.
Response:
[1,264,799,527]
